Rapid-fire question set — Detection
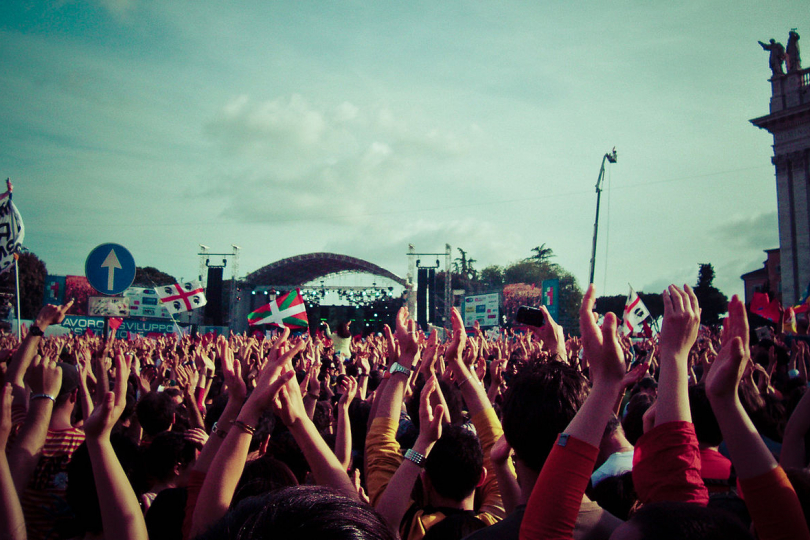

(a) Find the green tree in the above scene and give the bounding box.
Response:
[479,265,504,289]
[528,243,555,264]
[133,266,177,287]
[693,263,728,326]
[0,251,48,319]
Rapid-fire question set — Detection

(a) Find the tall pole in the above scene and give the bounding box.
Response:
[14,256,21,340]
[588,148,617,285]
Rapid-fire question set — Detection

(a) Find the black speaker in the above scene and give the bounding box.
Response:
[204,267,224,325]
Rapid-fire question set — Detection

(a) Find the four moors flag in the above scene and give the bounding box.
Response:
[621,286,651,335]
[248,288,308,330]
[155,281,207,315]
[0,180,24,275]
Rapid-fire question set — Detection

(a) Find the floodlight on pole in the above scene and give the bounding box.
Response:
[588,147,618,285]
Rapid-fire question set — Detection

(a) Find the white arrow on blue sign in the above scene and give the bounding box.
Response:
[85,243,136,296]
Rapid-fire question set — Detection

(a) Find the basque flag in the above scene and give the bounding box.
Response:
[156,280,207,315]
[248,288,308,329]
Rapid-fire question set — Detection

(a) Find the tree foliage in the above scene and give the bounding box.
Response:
[133,266,177,287]
[0,251,47,319]
[693,263,728,326]
[448,245,582,332]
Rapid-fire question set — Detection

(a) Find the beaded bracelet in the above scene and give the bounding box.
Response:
[31,393,56,403]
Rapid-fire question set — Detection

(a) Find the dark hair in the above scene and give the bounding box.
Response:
[66,434,140,535]
[146,488,187,540]
[424,425,483,502]
[144,431,197,484]
[689,385,723,447]
[622,393,655,446]
[194,485,395,540]
[501,362,589,471]
[232,455,299,507]
[337,322,352,339]
[136,391,177,437]
[588,471,636,521]
[628,501,752,540]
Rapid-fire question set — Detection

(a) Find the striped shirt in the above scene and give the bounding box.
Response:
[20,427,85,540]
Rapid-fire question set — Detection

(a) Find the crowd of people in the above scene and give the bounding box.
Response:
[1,284,810,540]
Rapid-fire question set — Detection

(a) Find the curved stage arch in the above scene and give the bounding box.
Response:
[245,252,407,287]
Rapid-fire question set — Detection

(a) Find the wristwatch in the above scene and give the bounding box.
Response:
[404,448,426,467]
[29,325,45,337]
[389,362,411,377]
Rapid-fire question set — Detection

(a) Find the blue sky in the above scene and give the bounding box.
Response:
[1,1,805,301]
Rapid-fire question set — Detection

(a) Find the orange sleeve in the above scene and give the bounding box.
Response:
[739,466,810,540]
[519,434,598,540]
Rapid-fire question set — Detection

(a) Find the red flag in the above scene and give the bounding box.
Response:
[750,292,781,323]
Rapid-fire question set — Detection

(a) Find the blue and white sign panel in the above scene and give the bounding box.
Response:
[85,243,136,296]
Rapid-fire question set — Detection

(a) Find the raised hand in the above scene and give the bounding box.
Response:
[394,307,419,359]
[84,352,131,440]
[219,337,246,403]
[579,284,625,388]
[706,295,750,401]
[27,354,62,398]
[417,375,444,446]
[338,375,358,409]
[34,298,74,330]
[659,284,701,362]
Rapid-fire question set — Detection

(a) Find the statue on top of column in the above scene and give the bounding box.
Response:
[786,30,801,73]
[759,38,786,76]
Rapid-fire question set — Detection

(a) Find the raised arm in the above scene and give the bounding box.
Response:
[7,355,62,494]
[782,384,810,469]
[520,284,625,540]
[0,383,26,540]
[191,332,304,537]
[655,285,700,425]
[375,375,444,536]
[83,353,147,540]
[273,360,357,498]
[7,301,72,408]
[706,295,810,540]
[335,375,358,471]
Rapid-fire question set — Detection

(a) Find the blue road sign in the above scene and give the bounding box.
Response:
[85,243,136,296]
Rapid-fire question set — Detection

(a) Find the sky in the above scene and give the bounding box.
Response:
[1,0,805,302]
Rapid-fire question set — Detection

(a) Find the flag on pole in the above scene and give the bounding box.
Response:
[622,286,651,335]
[0,181,24,275]
[248,288,309,329]
[155,281,207,315]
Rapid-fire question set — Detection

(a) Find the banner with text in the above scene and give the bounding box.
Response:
[463,292,500,328]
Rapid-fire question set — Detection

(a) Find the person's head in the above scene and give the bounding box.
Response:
[423,425,484,502]
[688,385,723,447]
[143,431,197,488]
[611,501,752,540]
[196,485,395,540]
[136,391,177,437]
[55,362,80,411]
[622,393,655,446]
[337,321,352,339]
[66,434,140,536]
[232,455,299,507]
[501,361,589,472]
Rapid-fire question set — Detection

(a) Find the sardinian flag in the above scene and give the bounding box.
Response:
[155,280,207,315]
[621,286,651,335]
[0,180,24,275]
[248,288,308,329]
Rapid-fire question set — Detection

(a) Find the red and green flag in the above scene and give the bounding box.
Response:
[248,288,308,329]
